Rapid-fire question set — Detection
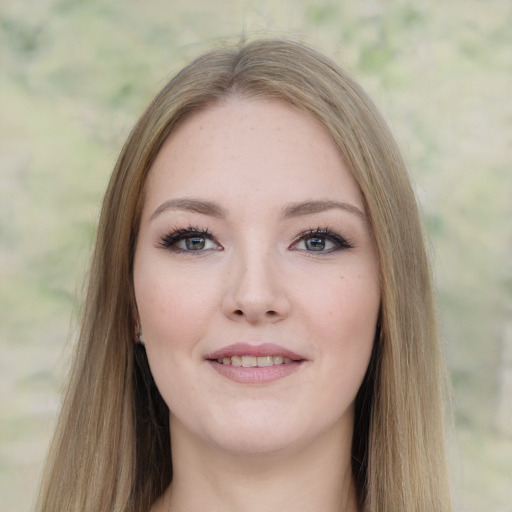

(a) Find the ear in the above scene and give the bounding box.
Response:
[132,306,143,344]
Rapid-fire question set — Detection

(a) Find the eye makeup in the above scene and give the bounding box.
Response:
[158,226,221,253]
[157,223,355,256]
[290,228,355,254]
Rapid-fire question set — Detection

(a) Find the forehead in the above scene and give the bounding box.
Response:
[144,99,364,215]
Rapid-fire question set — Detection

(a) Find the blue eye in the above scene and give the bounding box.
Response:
[303,236,331,251]
[160,228,219,252]
[183,236,206,250]
[292,229,353,253]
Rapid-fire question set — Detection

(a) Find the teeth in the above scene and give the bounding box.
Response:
[242,356,257,367]
[257,356,273,367]
[216,355,297,366]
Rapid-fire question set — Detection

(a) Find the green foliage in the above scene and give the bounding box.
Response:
[306,3,339,24]
[0,15,43,53]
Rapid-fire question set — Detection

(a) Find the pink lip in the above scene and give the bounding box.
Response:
[205,343,306,384]
[204,343,305,361]
[208,361,303,384]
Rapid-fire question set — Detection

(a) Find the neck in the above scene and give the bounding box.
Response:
[157,419,359,512]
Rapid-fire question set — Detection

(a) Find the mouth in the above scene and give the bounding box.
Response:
[205,343,306,384]
[213,355,295,367]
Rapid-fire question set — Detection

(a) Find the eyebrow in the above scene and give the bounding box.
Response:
[150,198,227,220]
[281,200,366,220]
[150,198,365,221]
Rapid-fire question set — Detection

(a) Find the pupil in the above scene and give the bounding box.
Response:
[306,237,325,251]
[186,237,205,250]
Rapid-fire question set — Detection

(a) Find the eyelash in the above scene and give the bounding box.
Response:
[158,226,354,253]
[291,228,354,253]
[158,226,218,252]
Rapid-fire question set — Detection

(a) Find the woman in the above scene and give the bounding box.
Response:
[36,39,451,511]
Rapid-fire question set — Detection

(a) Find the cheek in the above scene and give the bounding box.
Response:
[133,266,214,409]
[298,268,379,384]
[134,261,219,346]
[302,268,380,339]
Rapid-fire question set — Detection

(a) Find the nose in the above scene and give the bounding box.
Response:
[222,249,291,324]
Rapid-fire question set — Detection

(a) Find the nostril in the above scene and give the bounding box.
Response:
[266,310,277,316]
[234,309,244,316]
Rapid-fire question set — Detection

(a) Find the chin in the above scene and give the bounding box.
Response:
[211,428,300,457]
[199,410,326,458]
[170,394,353,459]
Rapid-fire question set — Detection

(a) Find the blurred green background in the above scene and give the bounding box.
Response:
[1,0,511,510]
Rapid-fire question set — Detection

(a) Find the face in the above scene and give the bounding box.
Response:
[133,99,380,456]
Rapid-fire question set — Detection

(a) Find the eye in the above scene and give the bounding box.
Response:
[159,228,221,252]
[291,229,353,253]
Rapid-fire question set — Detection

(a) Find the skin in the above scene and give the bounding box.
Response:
[133,99,380,512]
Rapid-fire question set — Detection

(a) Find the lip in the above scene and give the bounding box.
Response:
[205,343,307,384]
[204,343,305,361]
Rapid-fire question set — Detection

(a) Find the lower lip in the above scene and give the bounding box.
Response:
[207,360,303,384]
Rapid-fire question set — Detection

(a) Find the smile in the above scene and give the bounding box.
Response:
[216,355,293,367]
[205,343,306,384]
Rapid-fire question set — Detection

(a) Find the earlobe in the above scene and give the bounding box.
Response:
[135,321,145,345]
[132,301,145,345]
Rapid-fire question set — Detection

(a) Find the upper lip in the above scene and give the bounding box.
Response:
[205,343,305,361]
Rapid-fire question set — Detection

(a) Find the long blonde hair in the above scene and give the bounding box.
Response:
[36,38,451,512]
